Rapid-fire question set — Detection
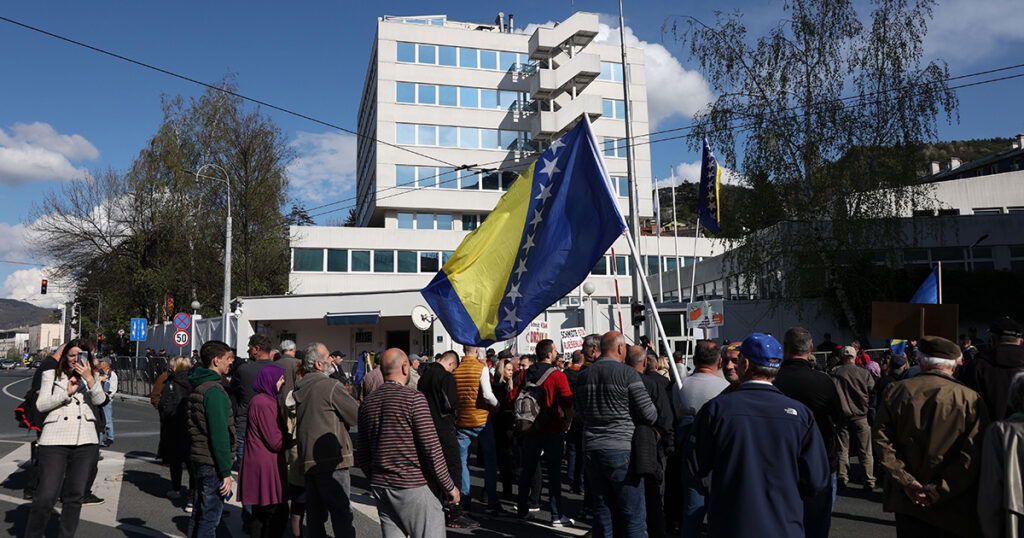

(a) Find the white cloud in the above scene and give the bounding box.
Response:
[286,131,357,203]
[594,22,714,128]
[660,160,745,187]
[925,0,1024,65]
[0,266,66,309]
[520,18,713,129]
[0,122,98,185]
[0,222,30,261]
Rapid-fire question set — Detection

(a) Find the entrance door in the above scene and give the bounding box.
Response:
[386,330,410,353]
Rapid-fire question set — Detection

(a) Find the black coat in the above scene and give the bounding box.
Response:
[975,344,1024,420]
[774,358,844,472]
[157,370,192,462]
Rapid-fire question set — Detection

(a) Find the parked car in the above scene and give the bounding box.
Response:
[0,360,17,370]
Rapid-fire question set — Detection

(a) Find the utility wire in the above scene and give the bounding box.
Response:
[0,15,461,168]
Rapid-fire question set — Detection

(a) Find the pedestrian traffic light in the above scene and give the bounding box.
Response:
[631,302,645,326]
[40,279,47,294]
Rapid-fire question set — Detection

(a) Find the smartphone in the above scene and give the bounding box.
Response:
[76,351,89,367]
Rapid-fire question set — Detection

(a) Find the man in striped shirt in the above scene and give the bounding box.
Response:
[357,348,459,537]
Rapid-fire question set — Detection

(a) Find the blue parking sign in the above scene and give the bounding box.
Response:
[130,318,148,342]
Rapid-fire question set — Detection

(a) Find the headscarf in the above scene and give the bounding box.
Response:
[253,364,285,397]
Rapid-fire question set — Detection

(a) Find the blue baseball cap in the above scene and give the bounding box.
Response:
[740,333,783,368]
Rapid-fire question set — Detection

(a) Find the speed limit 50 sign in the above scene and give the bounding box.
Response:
[173,330,190,347]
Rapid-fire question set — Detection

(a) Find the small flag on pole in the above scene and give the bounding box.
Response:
[421,119,626,346]
[890,266,940,354]
[698,137,722,235]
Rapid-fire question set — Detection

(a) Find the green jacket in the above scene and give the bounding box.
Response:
[187,367,235,479]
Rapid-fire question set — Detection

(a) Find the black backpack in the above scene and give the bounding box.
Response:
[14,389,44,432]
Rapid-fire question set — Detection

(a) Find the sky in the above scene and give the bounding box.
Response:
[1,0,1022,308]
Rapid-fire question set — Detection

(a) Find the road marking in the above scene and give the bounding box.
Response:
[87,448,125,529]
[1,376,31,400]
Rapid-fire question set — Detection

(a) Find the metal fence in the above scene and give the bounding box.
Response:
[111,356,170,398]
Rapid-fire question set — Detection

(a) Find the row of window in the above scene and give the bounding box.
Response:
[398,42,531,72]
[396,212,454,230]
[603,137,628,158]
[602,99,626,120]
[598,62,625,82]
[914,207,1024,217]
[396,165,519,191]
[397,82,521,110]
[591,255,699,277]
[396,123,529,150]
[293,248,455,273]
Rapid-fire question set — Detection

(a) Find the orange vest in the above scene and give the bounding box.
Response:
[454,357,489,427]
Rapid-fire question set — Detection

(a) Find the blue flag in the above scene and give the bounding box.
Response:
[421,119,626,346]
[890,266,940,354]
[697,137,722,235]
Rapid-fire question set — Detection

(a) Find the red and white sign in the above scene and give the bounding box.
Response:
[173,330,190,347]
[525,321,549,353]
[559,327,587,354]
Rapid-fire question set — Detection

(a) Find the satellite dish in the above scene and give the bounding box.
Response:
[411,305,436,331]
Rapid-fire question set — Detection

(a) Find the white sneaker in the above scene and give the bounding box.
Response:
[184,503,193,514]
[551,517,574,528]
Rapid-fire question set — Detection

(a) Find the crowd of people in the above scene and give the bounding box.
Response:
[17,315,1024,538]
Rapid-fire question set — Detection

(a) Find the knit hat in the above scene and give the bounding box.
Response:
[918,336,961,360]
[740,333,783,368]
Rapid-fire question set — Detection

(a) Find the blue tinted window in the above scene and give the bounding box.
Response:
[438,168,457,189]
[417,167,436,188]
[418,84,436,104]
[396,123,415,144]
[417,125,436,145]
[480,129,499,149]
[603,138,616,157]
[459,48,478,68]
[397,42,416,63]
[351,250,370,271]
[462,215,479,231]
[438,85,457,106]
[416,213,434,229]
[327,249,347,272]
[479,50,497,69]
[519,53,530,66]
[417,44,436,64]
[603,99,614,118]
[292,249,323,271]
[499,90,518,109]
[396,165,416,186]
[397,251,418,273]
[397,82,415,103]
[436,214,453,230]
[459,87,478,108]
[480,89,498,109]
[420,251,439,272]
[397,213,414,229]
[458,127,478,148]
[591,256,608,275]
[438,46,457,66]
[615,100,626,119]
[460,170,480,189]
[618,177,629,197]
[612,63,624,81]
[499,51,517,71]
[443,251,454,264]
[438,126,457,147]
[373,250,394,272]
[500,130,518,149]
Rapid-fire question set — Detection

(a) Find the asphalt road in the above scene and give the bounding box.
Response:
[0,368,895,537]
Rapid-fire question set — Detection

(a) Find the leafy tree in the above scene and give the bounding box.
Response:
[30,78,295,346]
[671,0,958,334]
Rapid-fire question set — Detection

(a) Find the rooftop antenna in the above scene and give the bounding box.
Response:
[508,13,515,33]
[495,12,505,32]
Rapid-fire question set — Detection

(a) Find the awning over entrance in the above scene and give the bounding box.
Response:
[325,311,381,326]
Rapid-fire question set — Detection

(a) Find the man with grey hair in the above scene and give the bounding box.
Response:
[294,342,360,538]
[275,339,301,399]
[874,336,989,537]
[582,334,601,366]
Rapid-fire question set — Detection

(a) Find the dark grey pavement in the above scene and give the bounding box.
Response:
[0,368,894,537]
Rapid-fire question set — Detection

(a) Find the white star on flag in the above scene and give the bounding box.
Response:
[529,209,544,227]
[535,183,553,202]
[539,157,560,177]
[548,138,565,153]
[506,282,522,301]
[503,306,521,325]
[521,234,535,255]
[514,258,529,278]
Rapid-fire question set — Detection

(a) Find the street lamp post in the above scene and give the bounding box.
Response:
[195,164,232,346]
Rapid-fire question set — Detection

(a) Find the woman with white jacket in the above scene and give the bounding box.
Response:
[25,339,108,538]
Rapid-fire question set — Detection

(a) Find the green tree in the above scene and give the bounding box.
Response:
[673,0,958,333]
[30,78,295,343]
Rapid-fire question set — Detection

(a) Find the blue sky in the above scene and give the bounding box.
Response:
[1,0,1022,307]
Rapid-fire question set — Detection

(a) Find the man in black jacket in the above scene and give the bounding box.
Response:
[417,350,477,529]
[974,317,1024,419]
[627,346,674,538]
[773,327,844,538]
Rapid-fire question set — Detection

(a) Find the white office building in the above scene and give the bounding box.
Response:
[232,12,719,356]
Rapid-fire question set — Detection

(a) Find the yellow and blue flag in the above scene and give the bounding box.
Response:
[421,120,626,346]
[697,137,722,234]
[891,266,940,354]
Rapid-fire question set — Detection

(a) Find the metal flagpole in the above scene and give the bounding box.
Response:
[622,229,684,388]
[671,166,681,300]
[937,262,943,304]
[688,218,701,303]
[654,184,664,302]
[618,0,643,343]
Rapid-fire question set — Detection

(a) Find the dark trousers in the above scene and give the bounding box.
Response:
[305,469,355,538]
[895,513,964,538]
[565,431,585,492]
[25,444,100,538]
[249,503,288,538]
[170,458,196,493]
[188,464,225,538]
[644,474,666,538]
[517,433,564,519]
[586,449,647,538]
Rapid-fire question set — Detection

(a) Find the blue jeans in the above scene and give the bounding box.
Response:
[679,418,705,537]
[804,472,837,538]
[188,464,225,538]
[565,431,584,492]
[585,449,646,538]
[456,424,498,507]
[518,433,564,519]
[102,402,113,443]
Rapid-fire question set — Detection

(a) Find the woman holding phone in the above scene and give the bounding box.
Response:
[25,339,107,538]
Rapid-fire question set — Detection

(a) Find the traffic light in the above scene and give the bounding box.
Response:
[40,279,47,294]
[631,302,645,326]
